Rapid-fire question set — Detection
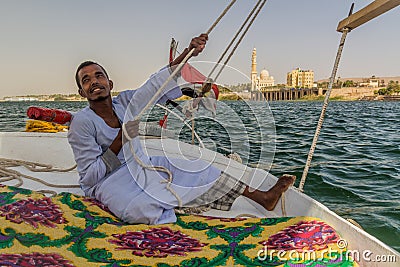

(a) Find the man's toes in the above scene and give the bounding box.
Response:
[278,174,296,188]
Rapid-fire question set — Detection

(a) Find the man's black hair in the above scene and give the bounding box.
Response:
[75,61,109,90]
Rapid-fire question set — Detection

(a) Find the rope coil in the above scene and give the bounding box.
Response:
[0,157,79,196]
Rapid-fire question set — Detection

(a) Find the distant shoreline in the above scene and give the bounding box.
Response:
[1,98,399,103]
[1,92,399,102]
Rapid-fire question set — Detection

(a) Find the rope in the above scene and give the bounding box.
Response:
[25,120,69,133]
[0,158,79,196]
[347,218,363,229]
[122,0,237,207]
[165,0,266,155]
[206,0,237,36]
[235,213,258,218]
[155,104,205,148]
[132,1,237,122]
[37,189,58,197]
[281,192,287,216]
[207,0,265,81]
[174,205,211,215]
[227,152,242,164]
[172,0,267,164]
[214,0,267,82]
[0,158,76,173]
[298,28,350,192]
[163,0,266,148]
[191,119,195,145]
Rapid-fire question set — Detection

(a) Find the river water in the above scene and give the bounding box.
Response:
[0,100,399,252]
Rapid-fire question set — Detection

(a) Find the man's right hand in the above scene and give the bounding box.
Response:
[188,33,208,57]
[169,33,208,68]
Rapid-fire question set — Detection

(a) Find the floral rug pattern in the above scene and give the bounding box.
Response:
[0,184,357,266]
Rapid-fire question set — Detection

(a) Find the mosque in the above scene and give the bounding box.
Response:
[249,47,319,101]
[250,48,275,92]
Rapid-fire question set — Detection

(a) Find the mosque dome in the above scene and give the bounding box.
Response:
[260,69,269,80]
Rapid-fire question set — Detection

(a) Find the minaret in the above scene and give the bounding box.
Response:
[251,48,258,94]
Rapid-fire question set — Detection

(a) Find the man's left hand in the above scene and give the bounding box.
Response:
[123,120,140,141]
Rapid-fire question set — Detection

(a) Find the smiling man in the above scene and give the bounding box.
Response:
[74,62,125,156]
[68,33,295,225]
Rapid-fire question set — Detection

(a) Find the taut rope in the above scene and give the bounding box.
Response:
[299,4,355,192]
[206,0,265,81]
[130,0,237,122]
[188,0,267,158]
[298,27,352,192]
[122,0,238,207]
[206,0,237,37]
[166,0,266,147]
[212,0,267,83]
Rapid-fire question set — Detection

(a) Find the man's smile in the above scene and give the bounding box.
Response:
[90,86,105,94]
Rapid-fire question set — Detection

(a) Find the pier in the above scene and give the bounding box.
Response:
[250,88,320,101]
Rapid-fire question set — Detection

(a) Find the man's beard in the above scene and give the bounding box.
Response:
[92,93,110,102]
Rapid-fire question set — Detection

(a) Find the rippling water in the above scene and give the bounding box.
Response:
[0,100,399,251]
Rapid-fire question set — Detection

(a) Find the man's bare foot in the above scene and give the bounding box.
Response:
[263,174,296,211]
[243,174,296,211]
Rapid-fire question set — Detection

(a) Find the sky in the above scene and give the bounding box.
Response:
[0,0,399,98]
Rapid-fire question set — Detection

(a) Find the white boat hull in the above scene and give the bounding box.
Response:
[0,132,398,266]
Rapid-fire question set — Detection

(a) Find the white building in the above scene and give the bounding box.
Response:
[251,48,275,92]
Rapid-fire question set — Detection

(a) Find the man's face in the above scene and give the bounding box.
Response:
[77,64,113,101]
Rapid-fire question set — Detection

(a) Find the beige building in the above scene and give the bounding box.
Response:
[359,76,381,87]
[287,68,314,88]
[251,48,274,92]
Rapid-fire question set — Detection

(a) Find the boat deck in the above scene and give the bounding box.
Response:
[1,132,398,266]
[0,184,359,266]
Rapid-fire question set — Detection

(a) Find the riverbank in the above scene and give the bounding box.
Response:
[2,92,399,102]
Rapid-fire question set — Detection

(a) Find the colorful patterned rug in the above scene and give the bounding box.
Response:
[0,184,357,266]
